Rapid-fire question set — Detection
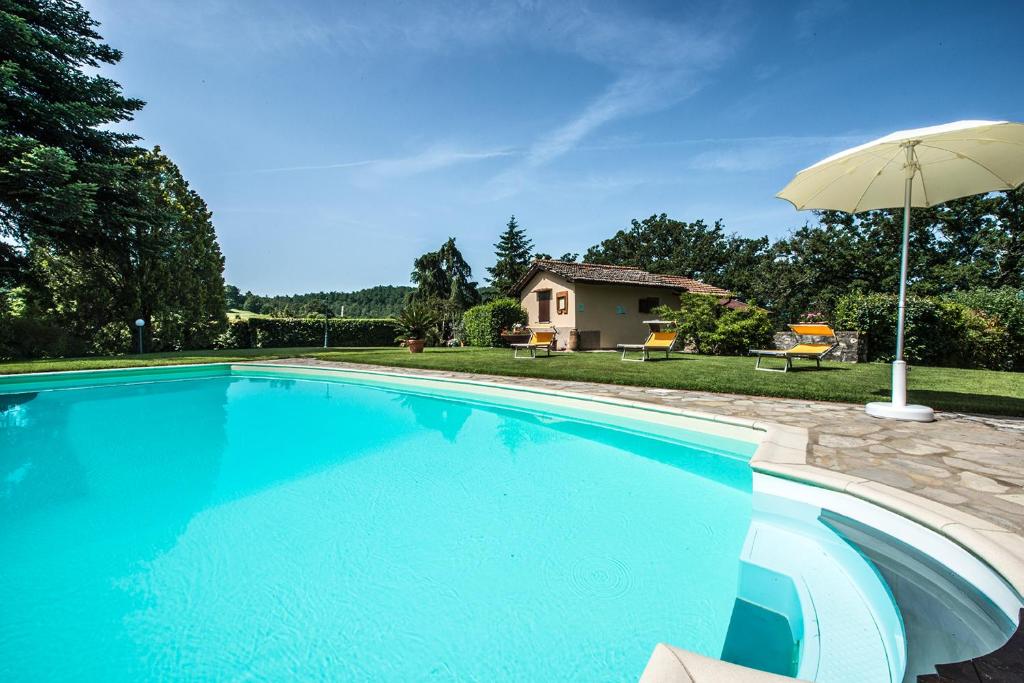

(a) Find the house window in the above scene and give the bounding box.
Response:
[639,297,660,314]
[556,291,569,315]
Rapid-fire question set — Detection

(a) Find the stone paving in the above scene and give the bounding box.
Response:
[271,358,1024,535]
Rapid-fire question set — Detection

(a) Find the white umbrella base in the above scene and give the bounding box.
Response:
[865,401,935,422]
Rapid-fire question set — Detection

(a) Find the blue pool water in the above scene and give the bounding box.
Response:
[0,372,757,681]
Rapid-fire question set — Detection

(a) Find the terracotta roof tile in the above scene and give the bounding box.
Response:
[514,259,731,296]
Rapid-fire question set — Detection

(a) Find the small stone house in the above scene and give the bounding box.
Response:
[512,259,731,350]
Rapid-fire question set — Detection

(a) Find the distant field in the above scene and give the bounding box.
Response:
[226,309,268,320]
[2,346,1022,417]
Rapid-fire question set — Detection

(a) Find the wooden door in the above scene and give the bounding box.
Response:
[537,290,552,323]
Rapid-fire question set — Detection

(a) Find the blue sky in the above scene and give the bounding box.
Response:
[85,0,1024,294]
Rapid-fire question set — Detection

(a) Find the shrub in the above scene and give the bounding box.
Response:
[214,320,253,349]
[705,306,775,356]
[215,317,399,349]
[950,305,1010,370]
[654,295,773,356]
[462,298,528,347]
[945,287,1024,370]
[90,321,134,355]
[833,292,1012,369]
[654,294,718,353]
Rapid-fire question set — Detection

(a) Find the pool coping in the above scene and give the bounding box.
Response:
[3,360,1022,682]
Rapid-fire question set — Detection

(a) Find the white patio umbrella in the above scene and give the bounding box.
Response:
[777,120,1024,421]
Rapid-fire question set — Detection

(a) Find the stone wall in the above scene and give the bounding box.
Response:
[773,330,859,362]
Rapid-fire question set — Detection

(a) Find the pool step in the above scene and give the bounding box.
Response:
[735,498,906,683]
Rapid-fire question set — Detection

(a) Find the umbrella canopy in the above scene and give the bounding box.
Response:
[776,120,1024,422]
[778,120,1024,213]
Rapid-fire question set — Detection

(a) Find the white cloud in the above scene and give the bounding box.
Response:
[98,1,746,195]
[686,134,870,173]
[246,146,517,177]
[481,3,743,198]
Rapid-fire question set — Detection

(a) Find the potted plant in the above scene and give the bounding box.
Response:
[395,301,438,353]
[500,322,531,347]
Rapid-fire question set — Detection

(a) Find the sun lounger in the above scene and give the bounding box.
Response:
[617,330,678,361]
[750,324,838,372]
[511,329,557,359]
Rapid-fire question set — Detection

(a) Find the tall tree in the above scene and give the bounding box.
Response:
[29,147,227,351]
[486,215,533,295]
[584,214,734,281]
[534,252,579,262]
[410,237,480,341]
[410,238,480,307]
[0,0,145,289]
[410,249,449,301]
[1,1,228,354]
[931,188,1024,290]
[439,237,480,312]
[224,284,244,309]
[989,187,1024,288]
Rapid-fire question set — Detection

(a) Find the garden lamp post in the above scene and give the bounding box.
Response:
[777,120,1024,422]
[135,318,145,354]
[320,306,334,348]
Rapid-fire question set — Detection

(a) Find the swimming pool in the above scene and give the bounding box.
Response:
[0,364,1018,681]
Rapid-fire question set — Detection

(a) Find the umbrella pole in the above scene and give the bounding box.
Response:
[892,146,914,407]
[866,142,934,422]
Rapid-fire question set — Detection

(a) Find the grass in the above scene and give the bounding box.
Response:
[2,346,1022,416]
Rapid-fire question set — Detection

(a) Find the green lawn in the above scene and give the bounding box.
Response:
[1,346,1021,416]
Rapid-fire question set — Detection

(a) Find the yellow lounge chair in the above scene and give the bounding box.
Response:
[749,323,838,372]
[617,330,678,361]
[511,329,557,359]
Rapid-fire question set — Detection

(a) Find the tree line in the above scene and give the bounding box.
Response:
[225,285,414,319]
[1,0,227,357]
[404,195,1022,336]
[582,194,1022,325]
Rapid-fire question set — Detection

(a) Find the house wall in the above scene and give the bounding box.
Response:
[519,272,576,350]
[575,283,681,349]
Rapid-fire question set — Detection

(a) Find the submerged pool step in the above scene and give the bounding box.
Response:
[721,596,801,676]
[734,497,906,683]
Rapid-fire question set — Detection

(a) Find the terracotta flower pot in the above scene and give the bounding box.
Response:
[407,339,426,353]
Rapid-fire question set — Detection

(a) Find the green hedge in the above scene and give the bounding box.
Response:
[216,317,399,349]
[462,299,528,347]
[0,316,86,360]
[834,292,1013,369]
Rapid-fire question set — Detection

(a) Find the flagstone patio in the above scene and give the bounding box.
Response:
[271,357,1024,535]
